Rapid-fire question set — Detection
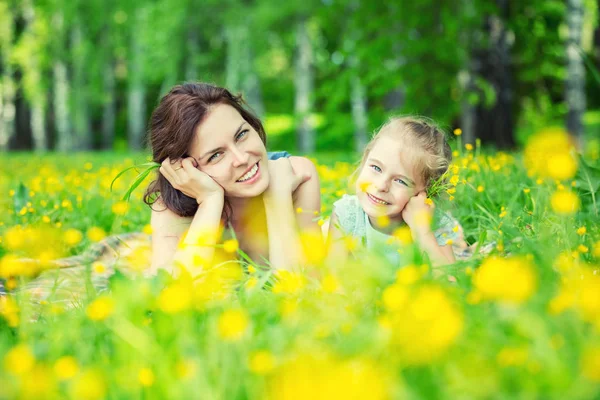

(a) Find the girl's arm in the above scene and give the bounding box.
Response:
[413,231,455,266]
[402,192,456,267]
[325,211,350,265]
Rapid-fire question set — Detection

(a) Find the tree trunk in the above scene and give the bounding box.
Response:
[350,73,368,152]
[0,7,15,151]
[458,65,477,146]
[225,25,242,92]
[294,20,314,153]
[475,1,515,149]
[71,22,91,150]
[127,13,146,151]
[566,0,586,148]
[185,25,199,81]
[52,12,71,152]
[101,59,116,150]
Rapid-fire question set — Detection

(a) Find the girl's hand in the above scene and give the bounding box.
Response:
[401,192,434,238]
[160,157,224,203]
[264,158,310,199]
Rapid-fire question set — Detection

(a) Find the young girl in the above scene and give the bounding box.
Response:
[327,116,465,267]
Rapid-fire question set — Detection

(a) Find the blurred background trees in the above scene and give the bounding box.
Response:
[0,0,598,153]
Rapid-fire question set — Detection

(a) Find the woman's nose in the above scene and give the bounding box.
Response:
[231,146,250,167]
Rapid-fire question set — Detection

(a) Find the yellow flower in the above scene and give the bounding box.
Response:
[92,262,106,274]
[392,226,413,245]
[321,274,339,293]
[497,346,529,367]
[249,350,276,375]
[142,224,153,234]
[578,245,589,253]
[69,369,106,400]
[86,227,106,242]
[0,296,19,327]
[64,228,83,246]
[582,345,600,382]
[472,256,537,304]
[550,190,580,215]
[217,309,249,341]
[3,344,35,375]
[449,175,459,186]
[465,143,474,151]
[54,356,79,380]
[376,215,390,227]
[157,281,193,314]
[477,185,484,192]
[138,368,155,387]
[86,296,115,321]
[296,207,303,213]
[388,285,464,365]
[523,188,530,194]
[272,271,306,295]
[382,284,409,311]
[111,201,129,215]
[300,232,327,265]
[577,226,586,236]
[547,152,578,181]
[453,128,462,136]
[223,239,239,253]
[269,354,390,400]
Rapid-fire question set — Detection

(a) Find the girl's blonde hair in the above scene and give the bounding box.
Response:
[358,116,452,191]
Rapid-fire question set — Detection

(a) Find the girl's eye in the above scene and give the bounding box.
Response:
[370,164,382,173]
[394,178,408,186]
[208,152,222,162]
[236,129,249,141]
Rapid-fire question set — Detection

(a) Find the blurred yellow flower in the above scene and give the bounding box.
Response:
[496,346,528,367]
[138,368,155,387]
[465,143,474,151]
[582,345,600,382]
[524,128,578,180]
[223,239,239,253]
[157,281,193,314]
[550,190,580,215]
[392,226,413,245]
[477,185,484,192]
[576,226,586,236]
[268,354,390,400]
[3,344,35,375]
[249,350,276,375]
[111,201,129,215]
[453,128,462,136]
[272,271,306,295]
[0,296,20,327]
[300,232,327,265]
[382,284,409,311]
[64,228,83,246]
[321,274,339,293]
[54,356,79,380]
[472,256,537,304]
[86,296,115,321]
[217,309,249,341]
[69,369,106,400]
[86,227,106,242]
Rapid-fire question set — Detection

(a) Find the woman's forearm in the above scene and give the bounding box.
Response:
[174,194,225,276]
[263,194,303,271]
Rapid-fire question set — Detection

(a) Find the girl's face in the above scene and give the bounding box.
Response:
[355,135,422,222]
[190,104,269,198]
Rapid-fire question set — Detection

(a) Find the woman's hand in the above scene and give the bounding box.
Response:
[401,192,434,239]
[264,158,310,200]
[159,157,224,204]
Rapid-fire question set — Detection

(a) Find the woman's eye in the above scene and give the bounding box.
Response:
[236,129,249,141]
[208,152,222,162]
[370,165,381,173]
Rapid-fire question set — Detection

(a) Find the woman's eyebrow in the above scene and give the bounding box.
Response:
[200,122,246,159]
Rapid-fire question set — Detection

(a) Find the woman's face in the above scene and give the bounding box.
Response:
[190,104,269,198]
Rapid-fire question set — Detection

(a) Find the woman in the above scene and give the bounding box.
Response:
[146,82,321,276]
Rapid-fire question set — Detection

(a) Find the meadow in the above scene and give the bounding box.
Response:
[1,129,600,399]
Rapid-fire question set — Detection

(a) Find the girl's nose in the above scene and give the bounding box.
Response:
[374,176,389,192]
[231,146,250,167]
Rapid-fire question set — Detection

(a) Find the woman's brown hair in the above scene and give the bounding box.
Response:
[144,82,267,217]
